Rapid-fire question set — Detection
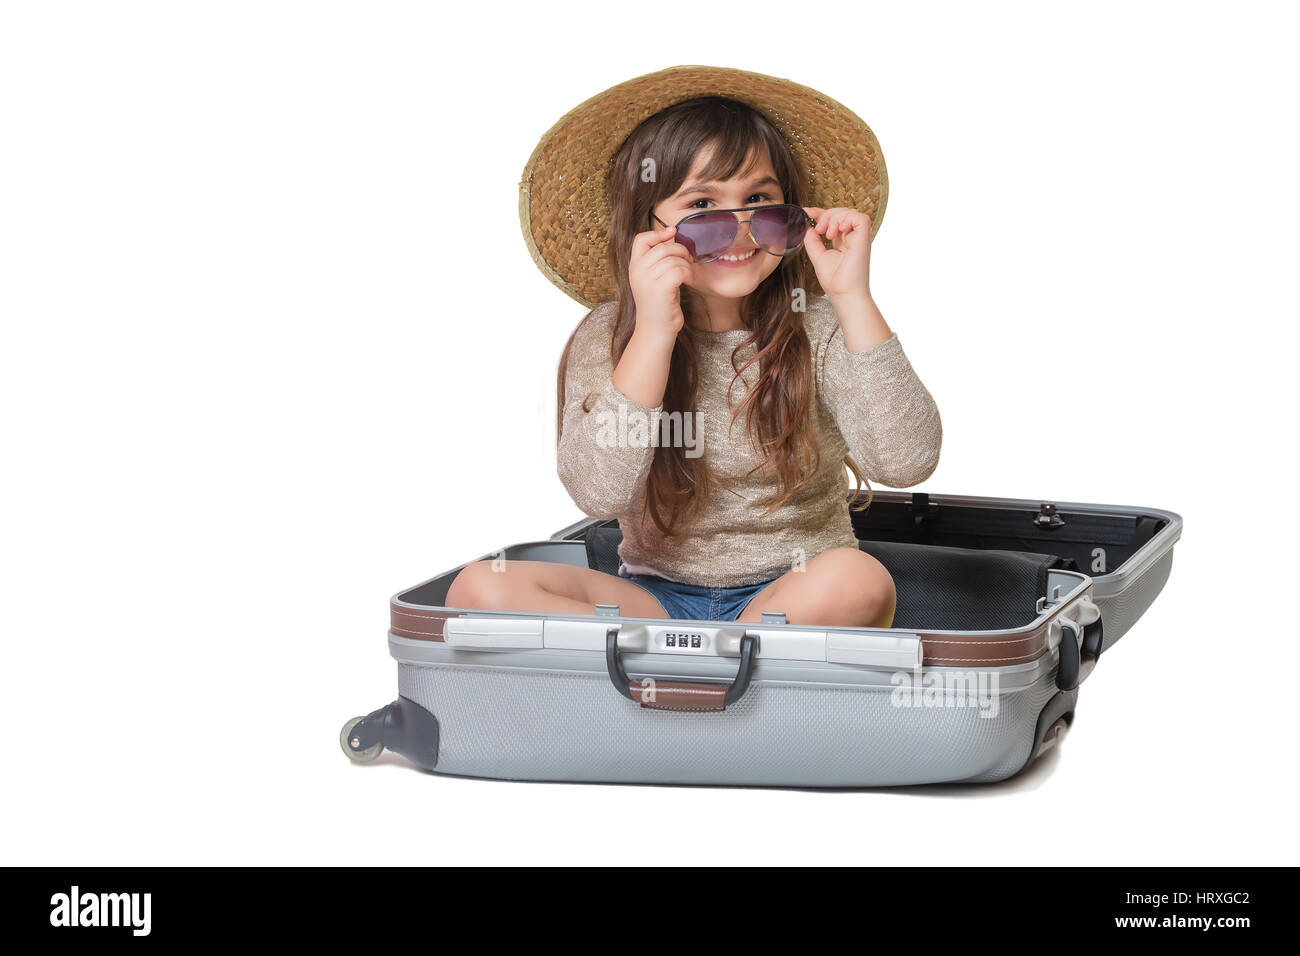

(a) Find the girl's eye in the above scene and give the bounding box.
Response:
[684,192,777,211]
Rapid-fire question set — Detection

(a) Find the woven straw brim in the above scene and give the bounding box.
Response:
[519,64,889,309]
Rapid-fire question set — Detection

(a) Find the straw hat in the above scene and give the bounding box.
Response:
[518,64,889,308]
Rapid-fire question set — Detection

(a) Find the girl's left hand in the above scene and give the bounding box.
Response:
[801,206,872,298]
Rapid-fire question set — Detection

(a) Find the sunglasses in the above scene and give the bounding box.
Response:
[650,203,816,264]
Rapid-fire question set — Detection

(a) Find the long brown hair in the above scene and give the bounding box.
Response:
[556,96,872,537]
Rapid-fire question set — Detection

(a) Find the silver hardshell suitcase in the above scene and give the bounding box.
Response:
[341,491,1181,787]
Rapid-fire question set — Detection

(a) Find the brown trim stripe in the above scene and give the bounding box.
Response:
[390,604,449,642]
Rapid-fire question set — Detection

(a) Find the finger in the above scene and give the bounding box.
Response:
[803,206,830,234]
[632,224,678,254]
[817,208,847,237]
[651,236,692,257]
[649,224,679,249]
[651,247,693,271]
[803,224,828,267]
[831,210,860,242]
[652,259,692,286]
[650,254,691,277]
[824,211,846,241]
[838,212,868,235]
[642,237,693,266]
[651,250,693,273]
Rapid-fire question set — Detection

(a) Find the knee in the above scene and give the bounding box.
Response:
[808,548,896,628]
[445,560,510,610]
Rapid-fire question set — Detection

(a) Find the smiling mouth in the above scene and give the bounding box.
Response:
[712,249,758,263]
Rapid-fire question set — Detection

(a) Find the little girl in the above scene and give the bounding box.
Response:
[449,85,942,628]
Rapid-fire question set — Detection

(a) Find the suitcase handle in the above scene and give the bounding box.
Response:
[605,627,759,712]
[1055,614,1104,691]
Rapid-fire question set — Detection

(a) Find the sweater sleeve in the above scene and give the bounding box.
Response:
[811,298,943,488]
[557,305,662,518]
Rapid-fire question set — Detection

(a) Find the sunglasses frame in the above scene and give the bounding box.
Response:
[649,203,817,263]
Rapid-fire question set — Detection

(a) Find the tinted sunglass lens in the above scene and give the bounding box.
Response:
[750,205,809,255]
[675,211,738,261]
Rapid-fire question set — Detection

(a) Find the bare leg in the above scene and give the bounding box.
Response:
[445,559,670,618]
[737,547,896,628]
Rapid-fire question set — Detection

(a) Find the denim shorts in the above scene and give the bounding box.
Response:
[619,571,775,622]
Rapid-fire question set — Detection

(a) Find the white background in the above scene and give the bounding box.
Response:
[2,1,1296,865]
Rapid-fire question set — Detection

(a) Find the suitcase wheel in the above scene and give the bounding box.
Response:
[339,716,384,763]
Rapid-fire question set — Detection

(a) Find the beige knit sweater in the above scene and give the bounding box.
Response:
[557,295,942,587]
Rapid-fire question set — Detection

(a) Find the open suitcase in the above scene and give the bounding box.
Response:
[341,491,1181,787]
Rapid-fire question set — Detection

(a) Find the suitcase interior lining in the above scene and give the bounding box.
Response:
[846,495,1165,577]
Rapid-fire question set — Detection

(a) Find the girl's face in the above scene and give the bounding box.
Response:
[651,146,787,302]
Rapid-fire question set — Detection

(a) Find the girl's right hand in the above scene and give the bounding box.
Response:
[628,224,691,341]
